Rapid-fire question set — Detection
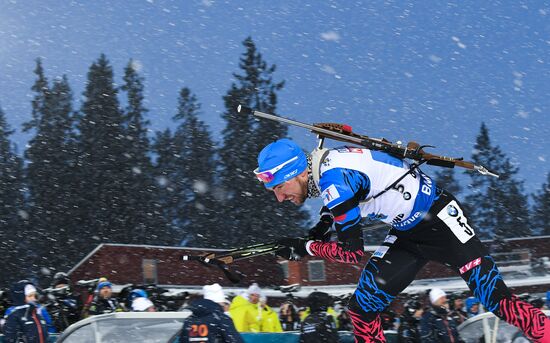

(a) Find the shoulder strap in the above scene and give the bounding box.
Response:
[310,147,330,193]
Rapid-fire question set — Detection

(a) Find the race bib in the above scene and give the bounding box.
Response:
[437,200,475,243]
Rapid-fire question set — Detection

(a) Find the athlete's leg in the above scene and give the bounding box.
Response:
[348,235,427,343]
[429,191,550,342]
[458,255,550,342]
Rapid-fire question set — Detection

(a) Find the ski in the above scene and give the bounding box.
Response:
[237,105,499,178]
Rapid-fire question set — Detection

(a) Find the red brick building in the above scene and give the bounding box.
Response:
[69,244,285,288]
[68,236,550,294]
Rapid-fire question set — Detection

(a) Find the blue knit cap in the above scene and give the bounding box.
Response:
[97,281,112,291]
[256,138,307,188]
[130,289,148,300]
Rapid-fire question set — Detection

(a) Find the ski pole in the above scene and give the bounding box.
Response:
[182,240,285,284]
[182,240,283,265]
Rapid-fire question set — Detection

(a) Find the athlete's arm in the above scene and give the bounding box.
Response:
[305,168,370,264]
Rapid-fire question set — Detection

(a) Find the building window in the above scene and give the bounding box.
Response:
[142,259,158,284]
[279,261,289,279]
[308,260,326,281]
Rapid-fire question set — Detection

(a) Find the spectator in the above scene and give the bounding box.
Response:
[258,295,282,332]
[128,289,156,312]
[397,298,423,343]
[465,297,480,318]
[87,280,122,316]
[129,288,148,301]
[298,307,308,321]
[300,302,338,328]
[46,272,82,331]
[420,288,464,343]
[229,283,261,332]
[449,293,467,325]
[221,297,231,317]
[6,282,56,335]
[2,280,49,343]
[299,291,338,343]
[337,308,354,331]
[132,297,156,312]
[530,297,545,310]
[180,283,243,343]
[279,301,300,331]
[0,289,9,322]
[380,309,397,330]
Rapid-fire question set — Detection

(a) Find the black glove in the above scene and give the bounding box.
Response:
[336,225,364,252]
[308,206,333,242]
[276,237,309,260]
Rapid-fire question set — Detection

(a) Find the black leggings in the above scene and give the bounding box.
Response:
[347,190,549,342]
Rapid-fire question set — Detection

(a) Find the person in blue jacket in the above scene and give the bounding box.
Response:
[180,284,243,343]
[420,288,464,343]
[2,280,49,343]
[255,138,550,343]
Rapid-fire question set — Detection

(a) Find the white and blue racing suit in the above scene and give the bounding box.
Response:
[303,146,549,343]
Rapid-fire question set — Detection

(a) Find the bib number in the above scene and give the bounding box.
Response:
[190,324,209,337]
[437,200,475,243]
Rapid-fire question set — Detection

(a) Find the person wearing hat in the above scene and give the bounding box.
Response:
[228,283,261,332]
[180,283,243,343]
[48,272,82,331]
[299,291,338,343]
[87,279,122,316]
[255,138,550,342]
[2,280,49,343]
[397,297,423,343]
[419,288,463,342]
[448,292,467,325]
[131,295,156,312]
[465,297,480,318]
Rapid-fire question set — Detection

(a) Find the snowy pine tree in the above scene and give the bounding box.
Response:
[75,55,135,248]
[531,173,550,236]
[172,88,220,247]
[465,123,530,238]
[120,60,169,245]
[0,106,27,284]
[152,129,182,245]
[433,168,462,196]
[219,37,309,246]
[23,60,80,276]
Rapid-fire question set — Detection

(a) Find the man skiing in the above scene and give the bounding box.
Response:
[254,138,550,343]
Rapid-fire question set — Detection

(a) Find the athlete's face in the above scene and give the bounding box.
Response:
[269,170,308,205]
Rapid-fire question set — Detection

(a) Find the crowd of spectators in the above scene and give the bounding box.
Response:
[0,273,548,342]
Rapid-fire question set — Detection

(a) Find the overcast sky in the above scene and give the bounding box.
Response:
[1,0,549,195]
